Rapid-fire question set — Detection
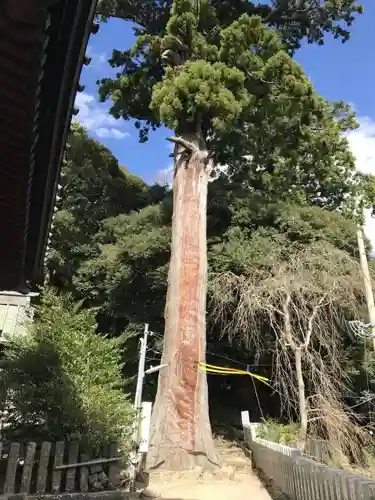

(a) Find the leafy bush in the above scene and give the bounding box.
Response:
[258,419,300,446]
[0,290,134,455]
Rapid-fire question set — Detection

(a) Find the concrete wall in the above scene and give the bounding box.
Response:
[0,291,34,340]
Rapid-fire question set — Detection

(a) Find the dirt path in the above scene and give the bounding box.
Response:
[148,439,272,500]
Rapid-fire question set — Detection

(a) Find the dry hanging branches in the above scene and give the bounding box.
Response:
[210,241,370,455]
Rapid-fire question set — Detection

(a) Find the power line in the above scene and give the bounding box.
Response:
[252,376,265,420]
[149,327,294,404]
[149,329,271,367]
[206,350,271,368]
[146,346,162,356]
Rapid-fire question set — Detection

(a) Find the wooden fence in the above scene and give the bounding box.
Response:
[0,440,123,496]
[241,412,375,500]
[304,438,336,464]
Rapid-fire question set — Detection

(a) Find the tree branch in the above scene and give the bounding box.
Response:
[307,416,325,423]
[161,50,184,67]
[303,294,328,348]
[205,157,215,175]
[264,0,318,24]
[282,292,297,349]
[244,70,274,87]
[167,136,200,154]
[264,0,289,24]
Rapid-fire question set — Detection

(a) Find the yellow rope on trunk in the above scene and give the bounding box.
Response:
[199,362,271,386]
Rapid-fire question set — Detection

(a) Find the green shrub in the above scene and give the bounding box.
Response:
[0,290,134,456]
[258,419,300,446]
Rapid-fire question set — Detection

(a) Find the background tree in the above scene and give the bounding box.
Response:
[211,236,368,454]
[48,123,166,332]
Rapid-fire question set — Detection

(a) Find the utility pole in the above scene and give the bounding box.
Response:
[130,324,149,492]
[357,227,375,351]
[134,323,149,410]
[130,324,167,491]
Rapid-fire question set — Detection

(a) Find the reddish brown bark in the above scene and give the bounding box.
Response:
[147,138,220,470]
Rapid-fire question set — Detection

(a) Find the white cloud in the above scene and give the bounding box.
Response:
[364,210,375,251]
[96,128,130,139]
[346,116,375,248]
[86,45,107,69]
[346,117,375,175]
[74,92,129,141]
[154,166,173,187]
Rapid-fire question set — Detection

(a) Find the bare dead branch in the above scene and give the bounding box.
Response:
[303,293,328,348]
[282,292,296,349]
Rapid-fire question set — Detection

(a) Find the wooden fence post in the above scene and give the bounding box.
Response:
[36,442,52,493]
[20,442,36,494]
[52,441,65,493]
[4,442,20,494]
[65,442,79,492]
[108,443,122,486]
[79,453,90,493]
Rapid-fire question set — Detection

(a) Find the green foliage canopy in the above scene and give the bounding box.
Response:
[48,123,166,296]
[97,0,363,52]
[98,0,372,213]
[0,291,134,455]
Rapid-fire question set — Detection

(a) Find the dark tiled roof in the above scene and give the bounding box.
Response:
[0,0,97,291]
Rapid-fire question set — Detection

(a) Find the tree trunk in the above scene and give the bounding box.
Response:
[295,347,307,450]
[357,227,375,351]
[147,134,221,471]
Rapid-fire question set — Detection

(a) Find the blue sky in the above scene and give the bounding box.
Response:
[76,0,375,193]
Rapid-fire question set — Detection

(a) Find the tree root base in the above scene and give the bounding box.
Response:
[146,447,222,473]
